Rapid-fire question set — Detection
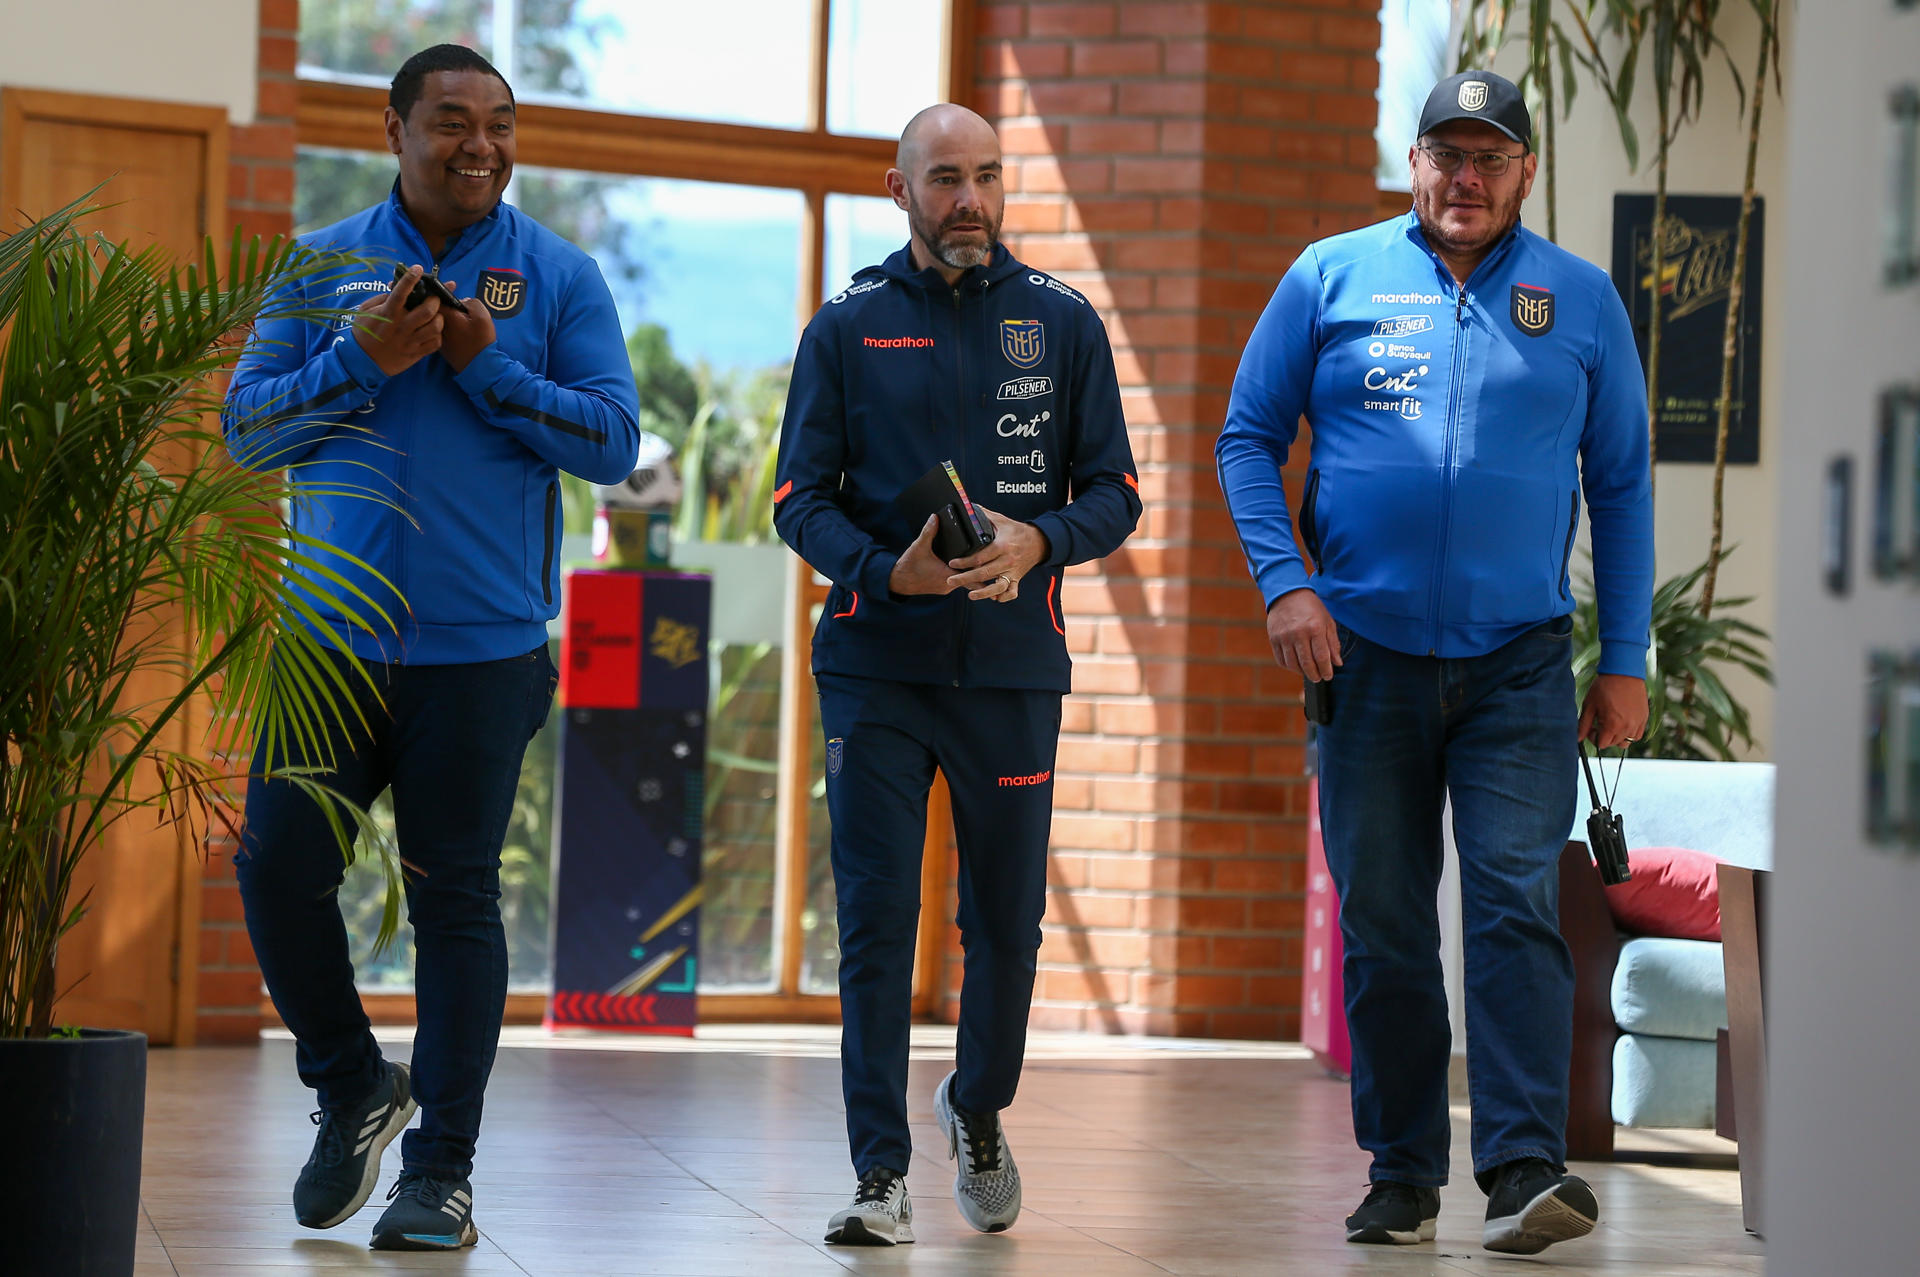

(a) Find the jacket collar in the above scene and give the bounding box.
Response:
[383,178,505,263]
[1401,208,1526,290]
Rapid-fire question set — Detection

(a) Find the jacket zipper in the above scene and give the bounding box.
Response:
[1558,488,1579,601]
[1428,287,1470,655]
[541,481,558,607]
[951,283,969,687]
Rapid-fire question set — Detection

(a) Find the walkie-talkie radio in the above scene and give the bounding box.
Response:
[1580,745,1632,886]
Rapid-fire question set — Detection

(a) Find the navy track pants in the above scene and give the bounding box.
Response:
[815,672,1061,1178]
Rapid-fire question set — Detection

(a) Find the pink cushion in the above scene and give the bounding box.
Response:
[1602,847,1724,942]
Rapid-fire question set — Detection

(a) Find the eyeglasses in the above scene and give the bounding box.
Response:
[1417,143,1525,178]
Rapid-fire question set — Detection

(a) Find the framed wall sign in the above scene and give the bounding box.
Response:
[1890,86,1920,287]
[1873,386,1920,580]
[1610,194,1765,464]
[1866,650,1920,848]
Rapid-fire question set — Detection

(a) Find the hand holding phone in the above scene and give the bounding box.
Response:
[392,264,468,314]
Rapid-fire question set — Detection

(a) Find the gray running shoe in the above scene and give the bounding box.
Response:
[825,1167,914,1245]
[933,1070,1021,1233]
[292,1059,415,1229]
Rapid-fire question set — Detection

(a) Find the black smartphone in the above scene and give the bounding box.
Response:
[1303,677,1333,726]
[390,265,468,314]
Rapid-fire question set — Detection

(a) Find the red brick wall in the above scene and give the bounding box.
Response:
[196,0,299,1045]
[945,0,1383,1039]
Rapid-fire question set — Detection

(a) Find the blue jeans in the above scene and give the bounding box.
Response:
[816,674,1061,1179]
[1316,616,1577,1191]
[235,644,555,1179]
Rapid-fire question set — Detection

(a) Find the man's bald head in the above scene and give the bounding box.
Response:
[886,104,1005,280]
[896,104,1000,175]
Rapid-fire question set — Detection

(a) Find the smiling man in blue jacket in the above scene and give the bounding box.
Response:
[222,44,640,1253]
[775,104,1139,1247]
[1218,72,1652,1256]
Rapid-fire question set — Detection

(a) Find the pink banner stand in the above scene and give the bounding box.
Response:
[1299,775,1351,1078]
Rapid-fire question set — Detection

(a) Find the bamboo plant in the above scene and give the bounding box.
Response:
[0,196,403,1038]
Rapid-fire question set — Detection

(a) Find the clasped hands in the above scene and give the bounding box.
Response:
[888,508,1047,603]
[352,264,496,378]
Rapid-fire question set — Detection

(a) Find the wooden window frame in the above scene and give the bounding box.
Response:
[293,0,974,1026]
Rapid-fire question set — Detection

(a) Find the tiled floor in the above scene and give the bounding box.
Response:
[133,1026,1763,1275]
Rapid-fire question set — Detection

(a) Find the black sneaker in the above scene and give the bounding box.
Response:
[1345,1180,1440,1244]
[825,1167,915,1245]
[370,1171,478,1251]
[292,1059,416,1229]
[1482,1158,1598,1254]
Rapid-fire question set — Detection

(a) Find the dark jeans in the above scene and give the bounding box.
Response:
[815,673,1061,1179]
[1316,616,1578,1191]
[235,643,555,1179]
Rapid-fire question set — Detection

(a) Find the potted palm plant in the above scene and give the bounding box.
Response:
[0,195,400,1276]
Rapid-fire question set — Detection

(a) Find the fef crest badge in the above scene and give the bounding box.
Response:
[479,267,527,318]
[1000,318,1045,369]
[1511,284,1555,337]
[1458,80,1489,112]
[826,737,844,778]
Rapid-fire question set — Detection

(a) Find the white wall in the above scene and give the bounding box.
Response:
[1765,2,1920,1266]
[1476,6,1790,758]
[0,0,258,124]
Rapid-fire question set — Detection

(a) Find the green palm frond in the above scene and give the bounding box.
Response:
[1,191,407,1038]
[1571,548,1773,761]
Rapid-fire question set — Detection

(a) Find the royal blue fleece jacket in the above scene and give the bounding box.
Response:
[1216,211,1654,678]
[774,244,1142,692]
[223,186,642,665]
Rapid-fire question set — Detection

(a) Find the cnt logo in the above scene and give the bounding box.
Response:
[998,408,1051,438]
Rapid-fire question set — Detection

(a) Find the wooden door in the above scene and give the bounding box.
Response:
[2,89,229,1044]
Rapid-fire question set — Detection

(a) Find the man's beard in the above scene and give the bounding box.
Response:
[1416,181,1524,256]
[910,197,998,270]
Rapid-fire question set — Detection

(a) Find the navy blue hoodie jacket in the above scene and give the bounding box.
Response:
[223,186,642,665]
[774,244,1141,693]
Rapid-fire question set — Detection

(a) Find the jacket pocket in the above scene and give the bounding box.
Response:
[541,481,558,607]
[1300,469,1323,568]
[1557,488,1578,600]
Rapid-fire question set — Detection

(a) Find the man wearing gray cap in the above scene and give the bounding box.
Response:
[1218,70,1653,1254]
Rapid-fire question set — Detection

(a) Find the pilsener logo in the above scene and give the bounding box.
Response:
[863,336,934,349]
[997,770,1053,787]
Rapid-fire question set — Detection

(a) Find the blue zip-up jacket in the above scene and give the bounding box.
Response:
[1217,212,1654,678]
[774,244,1142,692]
[223,186,642,665]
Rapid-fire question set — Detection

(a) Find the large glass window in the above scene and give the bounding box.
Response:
[302,0,944,139]
[1375,0,1454,191]
[295,2,954,1015]
[827,0,945,138]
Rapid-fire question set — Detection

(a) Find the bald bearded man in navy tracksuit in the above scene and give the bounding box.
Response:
[774,105,1139,1247]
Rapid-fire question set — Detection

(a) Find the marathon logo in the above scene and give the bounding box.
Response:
[997,769,1052,787]
[1371,291,1447,305]
[863,336,934,349]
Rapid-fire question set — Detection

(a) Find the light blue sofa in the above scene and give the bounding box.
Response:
[1563,759,1774,1148]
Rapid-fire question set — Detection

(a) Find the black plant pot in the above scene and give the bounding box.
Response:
[0,1028,147,1277]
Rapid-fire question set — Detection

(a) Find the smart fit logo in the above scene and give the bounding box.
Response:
[997,769,1052,787]
[863,336,934,349]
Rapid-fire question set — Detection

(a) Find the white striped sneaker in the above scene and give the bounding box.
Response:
[825,1168,915,1245]
[370,1171,479,1251]
[291,1059,416,1229]
[933,1070,1022,1233]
